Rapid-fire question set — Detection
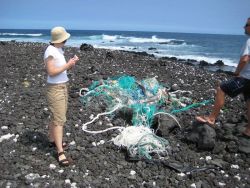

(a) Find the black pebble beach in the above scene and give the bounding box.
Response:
[0,41,250,187]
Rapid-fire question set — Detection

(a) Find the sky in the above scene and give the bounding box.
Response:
[0,0,249,35]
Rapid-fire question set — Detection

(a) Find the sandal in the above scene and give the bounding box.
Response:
[195,116,216,128]
[57,152,71,167]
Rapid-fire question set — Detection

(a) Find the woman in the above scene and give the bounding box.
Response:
[44,26,79,166]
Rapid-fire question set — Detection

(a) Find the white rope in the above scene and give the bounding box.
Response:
[82,103,123,128]
[82,126,125,134]
[153,112,181,128]
[79,84,114,97]
[79,88,89,97]
[169,90,192,95]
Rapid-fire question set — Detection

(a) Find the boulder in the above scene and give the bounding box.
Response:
[186,123,216,150]
[214,60,224,66]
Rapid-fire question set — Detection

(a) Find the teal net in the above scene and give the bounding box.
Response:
[80,75,212,160]
[80,75,169,127]
[80,75,212,127]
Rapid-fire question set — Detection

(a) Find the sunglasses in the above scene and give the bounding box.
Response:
[245,24,250,27]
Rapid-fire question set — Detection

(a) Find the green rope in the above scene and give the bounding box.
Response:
[170,99,213,114]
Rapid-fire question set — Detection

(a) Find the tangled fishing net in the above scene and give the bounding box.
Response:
[111,126,171,160]
[79,75,211,159]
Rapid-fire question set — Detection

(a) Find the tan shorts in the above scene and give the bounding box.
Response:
[46,83,68,126]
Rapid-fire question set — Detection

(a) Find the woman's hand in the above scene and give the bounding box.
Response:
[67,55,79,68]
[72,55,79,62]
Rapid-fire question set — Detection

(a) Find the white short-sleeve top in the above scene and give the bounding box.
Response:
[44,45,69,84]
[240,38,250,79]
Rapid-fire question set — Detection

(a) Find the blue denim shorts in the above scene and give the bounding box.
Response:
[220,77,250,101]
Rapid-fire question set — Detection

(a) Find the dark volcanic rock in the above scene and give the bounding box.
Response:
[185,123,216,150]
[214,60,224,66]
[199,60,209,66]
[0,41,249,188]
[80,43,94,51]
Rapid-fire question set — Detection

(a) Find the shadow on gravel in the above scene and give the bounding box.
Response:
[19,130,52,153]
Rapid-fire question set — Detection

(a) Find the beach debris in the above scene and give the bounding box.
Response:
[1,126,8,130]
[64,179,77,188]
[79,75,211,160]
[69,141,76,146]
[22,80,30,87]
[234,174,241,181]
[25,173,40,183]
[205,156,212,161]
[231,164,239,169]
[65,179,71,184]
[0,133,15,143]
[218,182,226,187]
[178,172,186,177]
[112,126,170,159]
[58,169,64,173]
[190,183,196,188]
[13,134,19,142]
[80,75,211,129]
[130,170,136,175]
[49,164,56,170]
[98,140,105,145]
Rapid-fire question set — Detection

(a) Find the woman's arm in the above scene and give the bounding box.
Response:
[45,55,78,77]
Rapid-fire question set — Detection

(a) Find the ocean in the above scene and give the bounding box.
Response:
[0,29,247,67]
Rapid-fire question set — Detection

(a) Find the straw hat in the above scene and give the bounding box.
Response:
[50,26,70,43]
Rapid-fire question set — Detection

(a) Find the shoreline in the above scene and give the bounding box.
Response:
[0,41,249,187]
[1,40,237,74]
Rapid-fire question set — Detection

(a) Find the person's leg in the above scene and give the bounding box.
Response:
[53,124,63,152]
[243,99,250,136]
[48,122,54,142]
[48,122,67,147]
[209,86,226,122]
[52,124,69,165]
[48,84,70,166]
[196,86,225,126]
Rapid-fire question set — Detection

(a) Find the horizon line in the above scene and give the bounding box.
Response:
[0,27,243,36]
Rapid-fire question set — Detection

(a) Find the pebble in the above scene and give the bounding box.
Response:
[231,164,239,169]
[130,170,136,175]
[49,164,56,170]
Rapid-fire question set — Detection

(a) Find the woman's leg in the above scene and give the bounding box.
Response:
[48,122,54,142]
[52,124,69,165]
[53,124,64,152]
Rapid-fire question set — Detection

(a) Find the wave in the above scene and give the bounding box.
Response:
[93,45,133,51]
[91,43,236,67]
[89,34,186,45]
[128,35,184,44]
[89,35,102,40]
[0,31,238,68]
[102,34,119,41]
[0,33,43,37]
